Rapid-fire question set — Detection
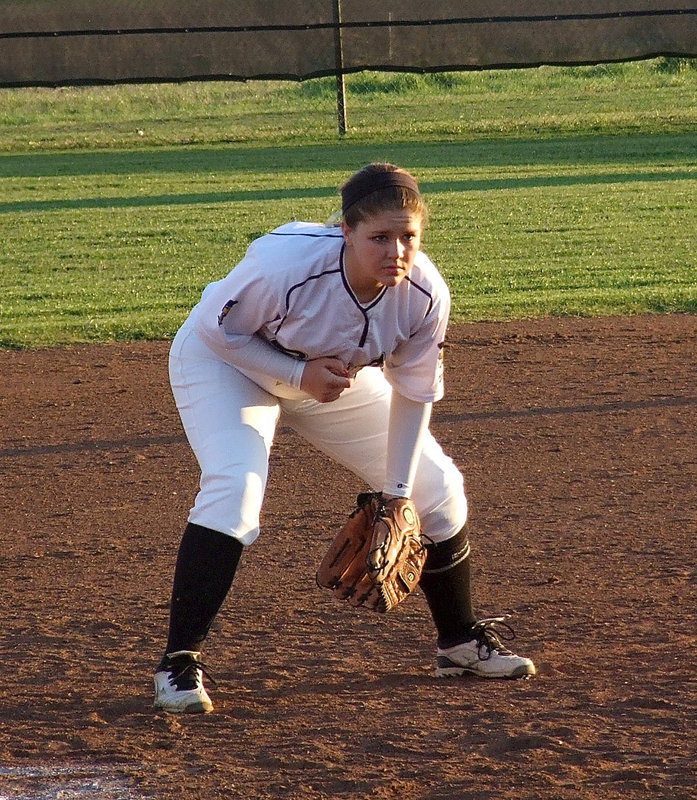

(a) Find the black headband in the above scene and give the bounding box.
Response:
[341,171,420,215]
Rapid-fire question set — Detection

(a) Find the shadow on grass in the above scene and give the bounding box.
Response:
[0,132,695,180]
[0,169,693,214]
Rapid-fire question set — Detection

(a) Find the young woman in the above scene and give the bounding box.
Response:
[154,163,535,713]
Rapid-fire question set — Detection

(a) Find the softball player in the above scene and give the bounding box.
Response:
[154,163,535,714]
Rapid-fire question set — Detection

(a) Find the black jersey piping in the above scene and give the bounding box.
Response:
[274,267,343,340]
[405,275,434,315]
[284,268,343,310]
[339,244,388,348]
[405,275,435,337]
[269,230,344,239]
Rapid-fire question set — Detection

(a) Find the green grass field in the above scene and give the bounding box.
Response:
[0,60,695,348]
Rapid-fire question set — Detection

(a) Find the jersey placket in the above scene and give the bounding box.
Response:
[338,244,387,348]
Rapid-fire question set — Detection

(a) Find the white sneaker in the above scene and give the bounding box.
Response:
[153,650,214,713]
[435,617,536,679]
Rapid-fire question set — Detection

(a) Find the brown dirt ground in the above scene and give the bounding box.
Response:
[0,315,695,800]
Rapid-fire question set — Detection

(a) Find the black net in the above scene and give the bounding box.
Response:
[0,1,695,87]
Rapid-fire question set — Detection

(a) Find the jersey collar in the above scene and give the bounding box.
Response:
[339,243,388,310]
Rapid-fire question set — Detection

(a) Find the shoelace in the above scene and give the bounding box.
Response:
[470,616,517,660]
[166,657,217,692]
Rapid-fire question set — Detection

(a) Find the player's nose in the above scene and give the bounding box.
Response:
[389,238,404,259]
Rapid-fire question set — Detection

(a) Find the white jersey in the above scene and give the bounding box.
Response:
[187,222,450,403]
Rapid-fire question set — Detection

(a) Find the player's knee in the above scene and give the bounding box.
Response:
[192,469,265,546]
[416,463,467,542]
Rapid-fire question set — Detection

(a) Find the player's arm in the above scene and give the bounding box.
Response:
[199,315,349,402]
[191,257,350,400]
[384,273,450,404]
[187,247,303,386]
[383,391,432,499]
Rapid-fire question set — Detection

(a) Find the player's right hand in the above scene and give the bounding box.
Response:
[300,358,351,403]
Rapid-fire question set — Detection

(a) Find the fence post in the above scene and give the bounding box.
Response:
[333,0,348,135]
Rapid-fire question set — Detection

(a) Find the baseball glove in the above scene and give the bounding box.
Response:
[316,492,426,613]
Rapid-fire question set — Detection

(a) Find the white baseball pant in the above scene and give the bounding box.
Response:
[169,325,467,547]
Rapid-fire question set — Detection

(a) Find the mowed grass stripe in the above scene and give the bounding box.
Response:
[0,62,695,347]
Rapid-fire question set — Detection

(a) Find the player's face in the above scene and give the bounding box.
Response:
[342,209,423,302]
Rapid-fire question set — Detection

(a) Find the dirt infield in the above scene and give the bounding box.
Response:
[0,315,695,800]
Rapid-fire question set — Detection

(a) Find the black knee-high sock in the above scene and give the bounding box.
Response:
[165,522,244,655]
[419,527,477,649]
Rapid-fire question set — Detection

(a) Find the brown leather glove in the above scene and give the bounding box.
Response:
[317,492,426,613]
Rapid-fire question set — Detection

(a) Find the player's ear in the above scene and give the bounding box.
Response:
[340,220,353,244]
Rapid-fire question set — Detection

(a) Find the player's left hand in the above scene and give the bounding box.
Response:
[316,492,426,613]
